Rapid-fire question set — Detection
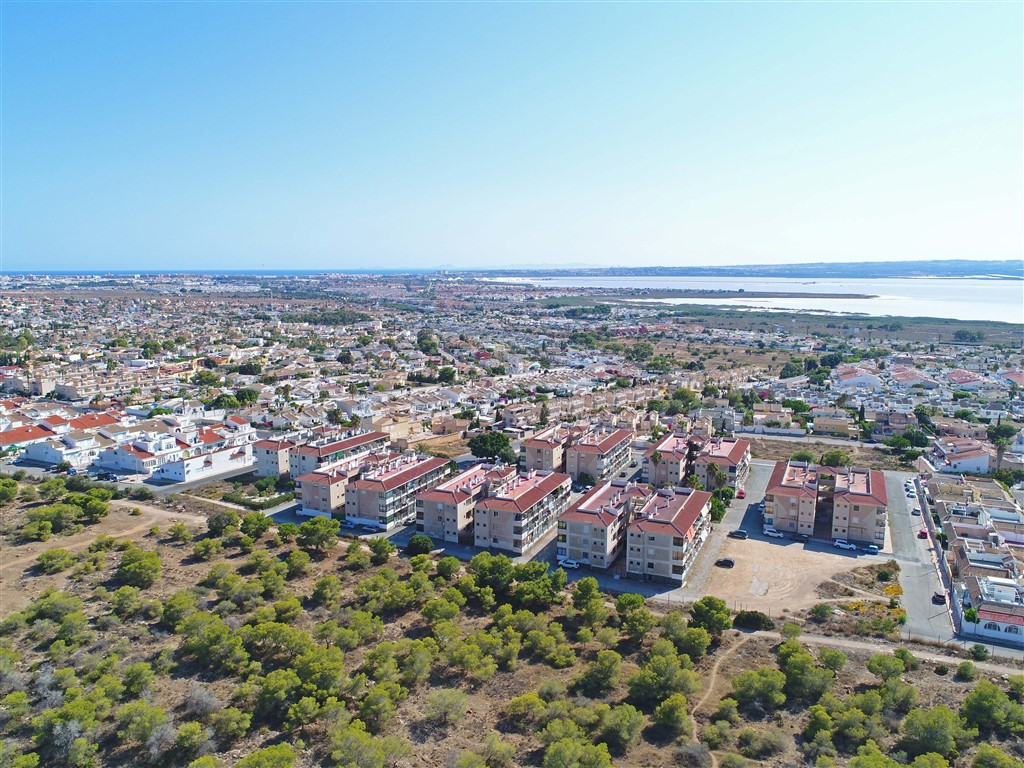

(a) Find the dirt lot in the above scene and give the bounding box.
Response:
[748,437,906,471]
[692,537,867,615]
[417,433,470,458]
[653,340,796,377]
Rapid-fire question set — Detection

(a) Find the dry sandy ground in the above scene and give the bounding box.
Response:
[691,536,861,616]
[0,501,208,613]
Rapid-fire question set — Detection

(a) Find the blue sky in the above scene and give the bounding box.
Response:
[2,2,1021,271]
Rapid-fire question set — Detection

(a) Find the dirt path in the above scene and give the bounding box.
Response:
[0,502,208,609]
[760,630,1023,676]
[693,634,752,717]
[818,578,889,601]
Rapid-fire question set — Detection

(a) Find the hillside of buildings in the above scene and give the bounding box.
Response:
[1,276,1024,767]
[1,481,1023,768]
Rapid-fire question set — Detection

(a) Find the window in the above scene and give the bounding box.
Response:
[984,622,1000,631]
[647,562,654,569]
[648,535,655,542]
[1006,626,1020,635]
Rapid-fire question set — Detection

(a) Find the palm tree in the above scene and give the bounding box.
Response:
[993,438,1010,472]
[708,463,729,495]
[649,449,663,483]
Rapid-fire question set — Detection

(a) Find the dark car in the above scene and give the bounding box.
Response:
[932,591,947,605]
[790,533,810,543]
[728,529,749,540]
[715,558,735,568]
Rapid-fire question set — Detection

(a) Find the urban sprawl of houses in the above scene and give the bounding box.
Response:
[1,272,1023,647]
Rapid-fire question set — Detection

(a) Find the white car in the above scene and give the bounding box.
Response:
[763,527,785,539]
[833,539,858,551]
[906,491,917,498]
[557,558,581,570]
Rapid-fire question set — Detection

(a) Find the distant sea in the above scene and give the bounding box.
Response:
[501,276,1024,323]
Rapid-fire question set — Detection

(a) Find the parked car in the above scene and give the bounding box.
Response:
[833,539,857,551]
[339,519,357,529]
[906,491,917,498]
[736,490,746,499]
[100,472,118,481]
[715,558,735,568]
[932,591,947,605]
[359,525,379,534]
[557,558,581,570]
[65,468,78,475]
[862,544,879,554]
[728,529,749,540]
[763,527,785,539]
[918,529,929,539]
[911,507,921,516]
[790,533,810,543]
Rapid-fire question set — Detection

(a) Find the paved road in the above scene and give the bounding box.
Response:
[884,472,956,645]
[745,433,870,447]
[0,457,255,498]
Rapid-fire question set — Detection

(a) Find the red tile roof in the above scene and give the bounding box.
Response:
[630,490,711,537]
[0,425,52,446]
[349,456,449,493]
[416,464,514,505]
[69,412,121,430]
[254,439,295,450]
[478,472,571,514]
[697,438,750,465]
[977,609,1024,627]
[570,428,632,455]
[560,481,651,526]
[645,433,690,460]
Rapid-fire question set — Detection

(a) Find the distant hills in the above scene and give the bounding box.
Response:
[470,259,1023,279]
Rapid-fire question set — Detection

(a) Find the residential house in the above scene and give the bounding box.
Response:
[959,576,1024,648]
[810,408,857,439]
[931,437,991,475]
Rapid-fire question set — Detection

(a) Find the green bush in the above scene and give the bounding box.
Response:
[968,644,990,661]
[955,661,978,681]
[221,492,294,511]
[733,610,775,631]
[406,534,434,556]
[36,548,76,574]
[193,538,223,561]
